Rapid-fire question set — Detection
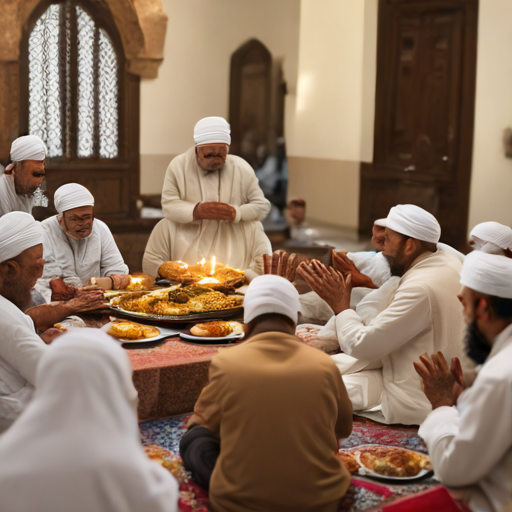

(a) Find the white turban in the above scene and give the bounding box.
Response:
[470,221,512,252]
[386,204,441,244]
[244,275,301,324]
[460,251,512,299]
[10,135,47,162]
[0,212,43,263]
[373,218,387,228]
[54,183,95,213]
[193,117,231,146]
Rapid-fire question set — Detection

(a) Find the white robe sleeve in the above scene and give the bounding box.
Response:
[334,283,431,360]
[244,222,272,281]
[142,219,171,278]
[419,376,512,487]
[97,222,129,276]
[161,160,196,224]
[233,171,271,223]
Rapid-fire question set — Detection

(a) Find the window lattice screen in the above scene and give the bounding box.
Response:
[28,1,119,159]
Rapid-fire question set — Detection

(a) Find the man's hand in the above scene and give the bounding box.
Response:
[65,288,106,313]
[331,250,377,289]
[297,260,352,315]
[413,352,466,409]
[262,251,301,282]
[194,202,236,222]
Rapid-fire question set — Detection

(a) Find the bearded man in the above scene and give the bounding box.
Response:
[35,183,128,304]
[143,117,271,280]
[0,135,47,216]
[299,204,468,425]
[0,212,48,432]
[415,251,512,512]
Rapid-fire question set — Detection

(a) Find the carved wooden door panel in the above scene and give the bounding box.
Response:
[360,0,478,250]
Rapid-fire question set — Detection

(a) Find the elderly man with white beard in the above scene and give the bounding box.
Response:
[143,117,271,280]
[298,204,468,425]
[35,183,128,307]
[414,252,512,512]
[0,135,47,216]
[0,212,48,432]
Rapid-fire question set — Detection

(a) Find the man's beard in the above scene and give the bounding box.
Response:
[14,173,37,198]
[1,280,34,312]
[384,254,408,277]
[464,320,491,365]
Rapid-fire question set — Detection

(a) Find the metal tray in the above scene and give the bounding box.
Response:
[109,305,244,324]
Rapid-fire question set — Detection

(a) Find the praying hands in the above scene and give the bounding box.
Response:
[297,259,352,315]
[262,251,301,281]
[193,201,237,222]
[331,250,377,289]
[413,352,466,409]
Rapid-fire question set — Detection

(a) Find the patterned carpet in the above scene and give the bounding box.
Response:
[139,414,438,512]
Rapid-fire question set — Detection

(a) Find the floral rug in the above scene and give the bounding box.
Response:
[139,415,437,512]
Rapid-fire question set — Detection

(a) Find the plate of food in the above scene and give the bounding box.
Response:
[109,285,244,322]
[180,321,245,342]
[342,445,432,481]
[102,318,181,343]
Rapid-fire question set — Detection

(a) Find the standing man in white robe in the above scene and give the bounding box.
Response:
[143,117,271,280]
[0,135,47,216]
[299,205,467,425]
[415,251,512,512]
[35,183,129,303]
[0,212,48,432]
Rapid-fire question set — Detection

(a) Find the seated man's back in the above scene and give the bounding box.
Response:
[187,276,352,512]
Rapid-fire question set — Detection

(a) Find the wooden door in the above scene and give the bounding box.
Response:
[360,0,478,250]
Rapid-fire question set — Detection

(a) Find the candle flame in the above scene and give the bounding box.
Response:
[199,258,206,266]
[210,256,216,275]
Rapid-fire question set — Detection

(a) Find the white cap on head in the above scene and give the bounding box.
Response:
[54,183,95,213]
[194,117,231,146]
[373,218,387,228]
[10,135,47,162]
[470,221,512,251]
[243,275,301,324]
[460,251,512,299]
[0,212,43,263]
[386,204,441,244]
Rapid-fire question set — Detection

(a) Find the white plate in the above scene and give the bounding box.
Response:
[347,444,432,481]
[101,322,181,344]
[180,332,244,342]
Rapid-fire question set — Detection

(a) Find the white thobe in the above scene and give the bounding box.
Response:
[35,216,128,302]
[330,250,466,425]
[143,146,271,278]
[347,251,391,288]
[0,173,33,217]
[419,324,512,512]
[0,295,47,433]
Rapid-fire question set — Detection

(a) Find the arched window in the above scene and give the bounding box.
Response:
[21,0,140,220]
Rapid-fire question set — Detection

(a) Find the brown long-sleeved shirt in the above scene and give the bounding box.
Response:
[188,331,353,512]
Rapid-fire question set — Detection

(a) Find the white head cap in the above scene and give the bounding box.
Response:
[385,204,441,244]
[373,218,387,228]
[244,275,301,324]
[0,212,43,263]
[10,135,47,162]
[54,183,95,213]
[194,117,231,146]
[460,251,512,299]
[470,222,512,252]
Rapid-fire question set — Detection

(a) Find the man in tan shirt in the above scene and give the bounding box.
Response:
[181,275,352,512]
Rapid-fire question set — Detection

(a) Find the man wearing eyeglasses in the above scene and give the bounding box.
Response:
[34,183,128,306]
[143,116,271,281]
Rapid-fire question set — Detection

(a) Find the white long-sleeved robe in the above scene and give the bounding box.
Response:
[0,294,47,433]
[419,324,512,512]
[35,216,128,302]
[0,173,33,217]
[143,147,271,277]
[330,250,466,425]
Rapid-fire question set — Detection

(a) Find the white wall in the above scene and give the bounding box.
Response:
[468,0,512,231]
[139,0,301,194]
[286,0,378,230]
